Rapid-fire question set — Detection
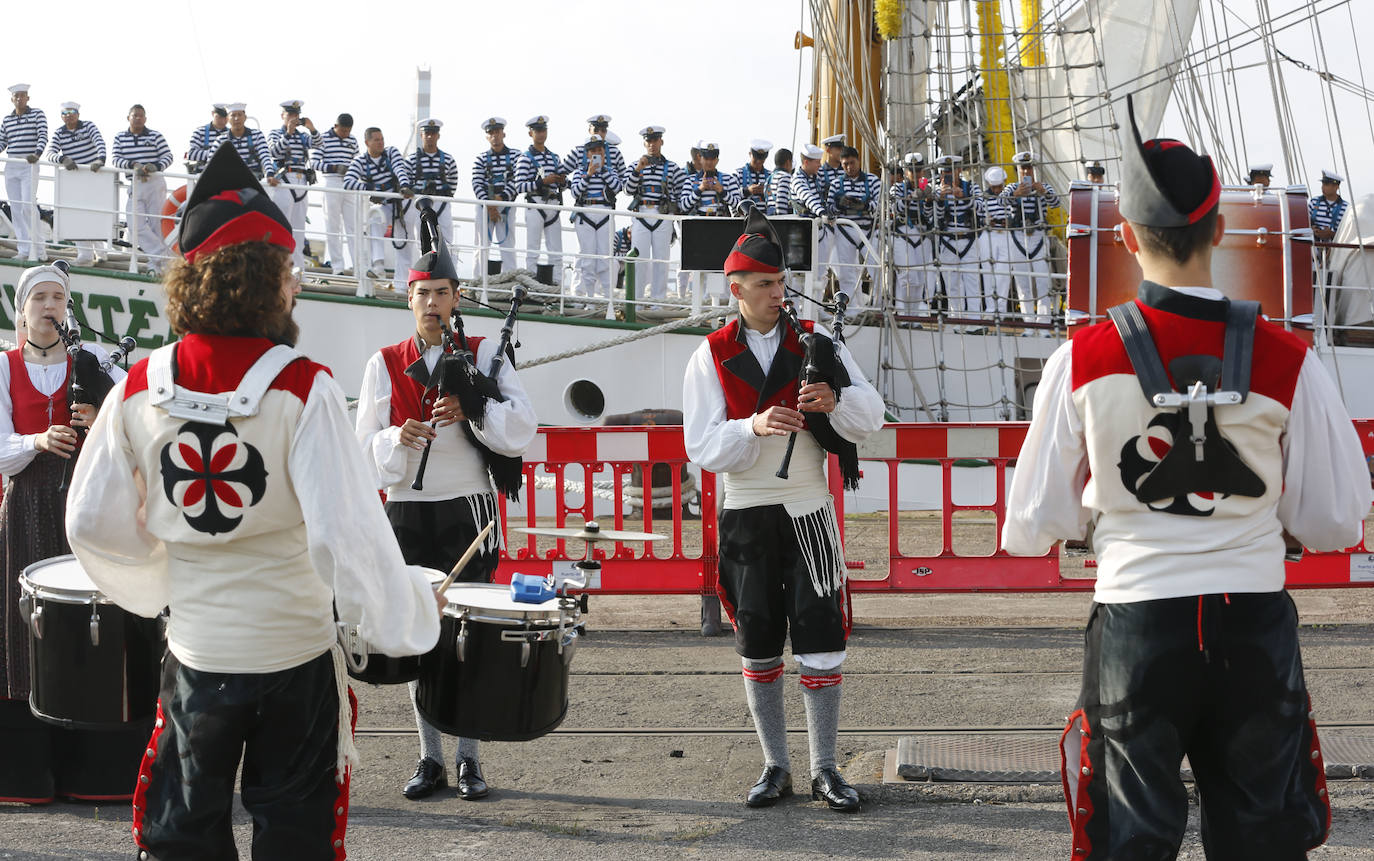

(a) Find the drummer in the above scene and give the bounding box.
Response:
[65,142,443,860]
[355,207,536,800]
[682,215,884,812]
[0,261,133,803]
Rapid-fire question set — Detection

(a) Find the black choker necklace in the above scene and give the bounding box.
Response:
[26,337,61,357]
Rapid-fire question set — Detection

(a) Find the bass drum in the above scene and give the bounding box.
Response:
[339,567,446,685]
[19,555,165,730]
[415,583,581,742]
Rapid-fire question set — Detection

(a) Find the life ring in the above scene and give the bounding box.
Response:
[160,184,188,253]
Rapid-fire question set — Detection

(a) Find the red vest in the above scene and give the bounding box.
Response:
[7,349,71,434]
[379,334,485,426]
[706,318,812,419]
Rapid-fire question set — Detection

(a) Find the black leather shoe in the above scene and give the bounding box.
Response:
[745,765,793,808]
[810,767,860,812]
[402,757,447,800]
[456,757,489,800]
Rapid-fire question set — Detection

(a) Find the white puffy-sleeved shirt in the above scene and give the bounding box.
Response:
[355,334,537,501]
[0,343,124,476]
[65,334,441,674]
[683,318,885,510]
[1002,284,1372,602]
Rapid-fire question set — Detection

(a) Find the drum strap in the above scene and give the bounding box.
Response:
[147,343,304,424]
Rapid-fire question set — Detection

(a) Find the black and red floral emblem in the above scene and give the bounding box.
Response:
[159,421,268,534]
[1118,413,1218,517]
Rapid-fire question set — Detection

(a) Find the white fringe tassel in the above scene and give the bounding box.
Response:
[790,500,847,598]
[330,642,361,781]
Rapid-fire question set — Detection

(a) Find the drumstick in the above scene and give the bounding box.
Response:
[434,519,497,595]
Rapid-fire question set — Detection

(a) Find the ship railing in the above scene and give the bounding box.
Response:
[491,422,1374,603]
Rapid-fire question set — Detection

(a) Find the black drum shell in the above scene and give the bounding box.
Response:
[347,651,424,686]
[415,613,574,742]
[26,596,164,730]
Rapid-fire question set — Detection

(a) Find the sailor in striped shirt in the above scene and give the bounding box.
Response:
[1004,151,1060,326]
[111,104,174,272]
[1310,169,1348,282]
[977,167,1016,318]
[562,115,627,251]
[213,104,278,182]
[410,119,459,247]
[47,102,107,265]
[186,104,228,173]
[1,83,48,260]
[679,142,742,216]
[472,117,520,277]
[931,154,983,320]
[311,113,359,275]
[825,146,881,310]
[344,127,414,293]
[891,152,933,315]
[624,125,686,304]
[766,148,793,216]
[790,143,830,279]
[567,133,622,301]
[268,100,321,269]
[513,115,566,288]
[736,140,772,213]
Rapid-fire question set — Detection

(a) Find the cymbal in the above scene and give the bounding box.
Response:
[513,521,666,543]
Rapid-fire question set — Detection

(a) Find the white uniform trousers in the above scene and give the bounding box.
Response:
[523,202,563,287]
[979,227,1015,316]
[4,161,38,259]
[127,173,168,269]
[816,220,836,283]
[630,210,672,301]
[367,200,416,292]
[474,202,517,277]
[936,232,980,316]
[831,222,875,310]
[1009,228,1053,323]
[572,208,613,300]
[893,228,932,315]
[271,171,311,269]
[321,173,360,273]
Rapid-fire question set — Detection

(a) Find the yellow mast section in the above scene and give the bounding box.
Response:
[1019,0,1046,66]
[978,1,1016,173]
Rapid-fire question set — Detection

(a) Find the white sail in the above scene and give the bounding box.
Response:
[885,0,933,156]
[1331,193,1374,327]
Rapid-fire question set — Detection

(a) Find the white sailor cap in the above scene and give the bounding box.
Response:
[984,166,1007,185]
[587,114,612,126]
[605,131,622,147]
[1248,162,1273,174]
[59,102,80,113]
[481,116,507,132]
[821,133,846,147]
[934,154,963,168]
[585,133,607,148]
[1321,169,1344,183]
[7,83,29,95]
[1012,151,1035,165]
[525,115,550,129]
[903,152,925,166]
[417,118,444,132]
[226,102,247,113]
[749,138,773,154]
[799,143,823,160]
[280,99,303,113]
[698,140,720,156]
[639,125,665,139]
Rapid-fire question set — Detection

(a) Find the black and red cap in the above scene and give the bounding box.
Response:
[724,208,784,275]
[1119,93,1220,228]
[178,141,295,263]
[408,199,461,285]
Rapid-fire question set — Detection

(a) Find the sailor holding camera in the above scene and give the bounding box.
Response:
[269,99,321,269]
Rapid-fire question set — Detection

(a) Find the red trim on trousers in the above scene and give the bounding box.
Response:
[131,700,167,851]
[1061,708,1094,859]
[329,687,358,860]
[1307,693,1332,848]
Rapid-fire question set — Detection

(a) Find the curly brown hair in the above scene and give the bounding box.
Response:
[164,243,292,338]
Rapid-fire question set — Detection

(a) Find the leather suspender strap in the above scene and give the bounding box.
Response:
[1221,300,1259,401]
[1107,301,1173,402]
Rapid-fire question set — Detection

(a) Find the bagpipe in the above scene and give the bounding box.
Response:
[773,293,861,490]
[49,293,136,491]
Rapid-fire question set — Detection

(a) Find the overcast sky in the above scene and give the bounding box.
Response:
[4,0,1368,196]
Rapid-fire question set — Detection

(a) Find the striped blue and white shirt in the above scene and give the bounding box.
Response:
[513,146,565,199]
[269,126,321,172]
[932,179,981,234]
[736,163,772,211]
[568,163,622,207]
[211,128,276,177]
[47,121,106,166]
[679,170,742,216]
[623,157,685,211]
[472,147,520,201]
[826,172,881,230]
[344,147,411,193]
[0,108,48,157]
[767,169,792,216]
[789,167,828,217]
[111,128,173,171]
[1003,179,1059,230]
[559,143,627,182]
[411,148,459,197]
[310,128,358,175]
[1309,195,1348,234]
[186,122,226,166]
[889,180,929,231]
[977,189,1012,227]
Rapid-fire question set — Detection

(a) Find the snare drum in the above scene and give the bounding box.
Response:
[415,582,581,742]
[339,568,446,685]
[19,555,165,730]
